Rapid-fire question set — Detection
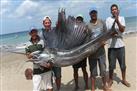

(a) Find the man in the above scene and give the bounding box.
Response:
[56,12,90,90]
[72,15,89,90]
[106,4,130,87]
[25,29,53,91]
[41,16,61,91]
[87,8,108,91]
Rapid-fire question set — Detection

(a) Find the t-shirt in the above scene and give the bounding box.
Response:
[87,19,107,57]
[25,39,51,74]
[106,16,125,48]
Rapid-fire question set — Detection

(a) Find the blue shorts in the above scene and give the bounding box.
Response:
[88,54,106,77]
[108,47,126,71]
[52,67,61,78]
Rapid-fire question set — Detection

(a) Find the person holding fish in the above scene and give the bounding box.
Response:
[41,16,62,91]
[106,4,130,88]
[25,28,53,91]
[71,15,89,90]
[87,7,108,91]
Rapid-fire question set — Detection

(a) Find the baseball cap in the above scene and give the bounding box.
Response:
[89,7,97,14]
[29,27,38,33]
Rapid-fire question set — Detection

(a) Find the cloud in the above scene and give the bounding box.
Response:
[7,0,107,19]
[125,3,137,10]
[27,16,33,19]
[0,8,8,16]
[1,0,10,8]
[0,0,11,15]
[57,1,106,16]
[9,0,39,18]
[36,0,107,22]
[1,0,136,34]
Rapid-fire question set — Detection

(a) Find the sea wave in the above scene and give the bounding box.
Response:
[0,42,30,54]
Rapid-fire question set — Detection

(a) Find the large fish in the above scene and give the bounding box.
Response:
[8,9,116,67]
[30,28,116,67]
[28,9,117,67]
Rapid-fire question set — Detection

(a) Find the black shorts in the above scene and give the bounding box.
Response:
[108,47,126,71]
[52,67,61,78]
[73,58,87,68]
[89,54,106,77]
[33,68,51,75]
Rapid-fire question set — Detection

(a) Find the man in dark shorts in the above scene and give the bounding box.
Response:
[72,15,89,90]
[106,4,130,88]
[87,7,108,91]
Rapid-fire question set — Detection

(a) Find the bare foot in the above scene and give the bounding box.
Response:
[106,88,112,91]
[103,85,109,91]
[121,80,131,87]
[108,80,113,88]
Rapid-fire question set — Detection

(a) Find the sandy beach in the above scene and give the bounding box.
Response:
[0,34,137,91]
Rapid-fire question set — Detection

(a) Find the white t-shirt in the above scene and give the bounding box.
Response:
[106,16,125,48]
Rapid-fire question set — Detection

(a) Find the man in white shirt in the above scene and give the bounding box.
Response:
[106,4,130,88]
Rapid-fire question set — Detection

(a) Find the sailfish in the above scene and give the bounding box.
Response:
[9,9,117,67]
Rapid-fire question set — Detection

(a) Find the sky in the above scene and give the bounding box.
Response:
[0,0,137,35]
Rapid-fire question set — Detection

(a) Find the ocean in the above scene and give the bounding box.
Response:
[0,16,137,51]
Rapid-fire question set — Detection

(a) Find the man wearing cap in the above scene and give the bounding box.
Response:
[87,7,108,91]
[41,16,62,91]
[25,28,53,91]
[106,4,130,88]
[70,15,89,90]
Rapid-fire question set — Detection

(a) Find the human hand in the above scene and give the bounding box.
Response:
[114,11,119,23]
[46,62,53,69]
[27,54,33,59]
[101,41,106,46]
[40,62,53,69]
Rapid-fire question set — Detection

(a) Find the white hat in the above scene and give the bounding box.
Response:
[43,16,51,21]
[76,14,83,18]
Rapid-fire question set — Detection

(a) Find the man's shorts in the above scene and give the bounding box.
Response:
[52,67,61,78]
[108,47,126,71]
[88,54,106,77]
[73,58,87,69]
